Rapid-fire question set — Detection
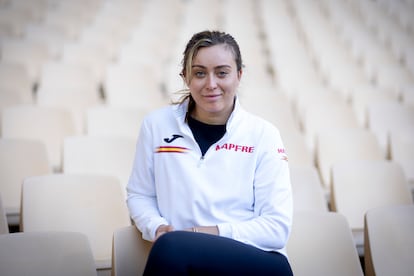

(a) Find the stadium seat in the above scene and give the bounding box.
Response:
[401,83,414,108]
[350,84,398,127]
[86,106,147,139]
[0,138,51,226]
[103,64,167,110]
[111,225,152,276]
[301,97,359,153]
[287,212,363,276]
[0,38,53,84]
[390,127,414,191]
[0,62,33,98]
[367,102,414,158]
[38,61,99,95]
[23,23,70,59]
[36,84,101,135]
[282,130,314,167]
[62,135,136,197]
[289,165,328,212]
[61,42,111,84]
[240,90,301,138]
[331,160,413,255]
[0,194,9,234]
[315,127,384,189]
[364,204,414,276]
[21,174,132,276]
[1,105,76,171]
[36,62,102,135]
[374,64,413,98]
[0,63,34,135]
[0,9,30,38]
[0,231,97,276]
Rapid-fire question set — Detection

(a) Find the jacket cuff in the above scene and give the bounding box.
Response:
[217,223,233,238]
[145,218,169,241]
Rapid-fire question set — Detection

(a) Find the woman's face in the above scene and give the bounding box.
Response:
[186,44,242,124]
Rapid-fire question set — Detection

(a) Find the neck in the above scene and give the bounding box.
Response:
[187,96,236,125]
[192,105,234,125]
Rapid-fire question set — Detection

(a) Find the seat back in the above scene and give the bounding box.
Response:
[331,160,413,231]
[2,105,76,171]
[86,106,147,139]
[367,102,414,157]
[364,204,414,276]
[103,64,167,110]
[289,165,328,212]
[21,174,132,272]
[63,135,136,197]
[287,212,364,276]
[0,231,97,276]
[0,138,50,225]
[112,225,152,276]
[316,127,384,188]
[390,127,414,186]
[0,194,9,234]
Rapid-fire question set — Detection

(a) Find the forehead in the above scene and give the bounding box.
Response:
[193,44,236,67]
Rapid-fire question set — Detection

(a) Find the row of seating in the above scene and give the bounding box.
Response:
[2,193,413,276]
[2,101,412,193]
[1,134,412,260]
[0,173,130,275]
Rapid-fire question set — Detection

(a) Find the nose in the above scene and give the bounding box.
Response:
[206,74,218,90]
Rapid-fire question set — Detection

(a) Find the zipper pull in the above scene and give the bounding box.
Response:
[197,156,205,167]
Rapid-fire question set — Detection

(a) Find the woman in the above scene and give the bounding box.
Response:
[127,30,293,275]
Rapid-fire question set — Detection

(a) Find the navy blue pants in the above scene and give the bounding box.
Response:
[143,231,293,276]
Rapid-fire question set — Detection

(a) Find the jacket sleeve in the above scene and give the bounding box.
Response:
[126,118,169,241]
[217,125,293,252]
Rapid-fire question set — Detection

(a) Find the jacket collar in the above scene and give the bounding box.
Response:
[173,96,245,131]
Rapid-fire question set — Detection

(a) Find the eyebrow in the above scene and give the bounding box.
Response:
[191,65,232,69]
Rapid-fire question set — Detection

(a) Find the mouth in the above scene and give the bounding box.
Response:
[203,93,222,99]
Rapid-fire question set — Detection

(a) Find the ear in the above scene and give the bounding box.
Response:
[237,69,243,80]
[180,73,190,86]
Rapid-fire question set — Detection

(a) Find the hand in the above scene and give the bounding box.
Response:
[155,224,174,241]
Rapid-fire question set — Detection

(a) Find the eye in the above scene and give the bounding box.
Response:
[194,71,206,78]
[217,71,229,78]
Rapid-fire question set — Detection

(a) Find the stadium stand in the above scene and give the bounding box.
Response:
[1,0,413,274]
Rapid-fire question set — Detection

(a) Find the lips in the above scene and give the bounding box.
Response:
[203,94,222,102]
[203,93,222,98]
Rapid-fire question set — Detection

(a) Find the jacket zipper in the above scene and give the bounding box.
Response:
[197,155,205,167]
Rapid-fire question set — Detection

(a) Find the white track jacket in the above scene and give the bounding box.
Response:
[127,98,292,255]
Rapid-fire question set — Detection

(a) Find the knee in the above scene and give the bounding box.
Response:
[144,232,191,275]
[150,231,190,258]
